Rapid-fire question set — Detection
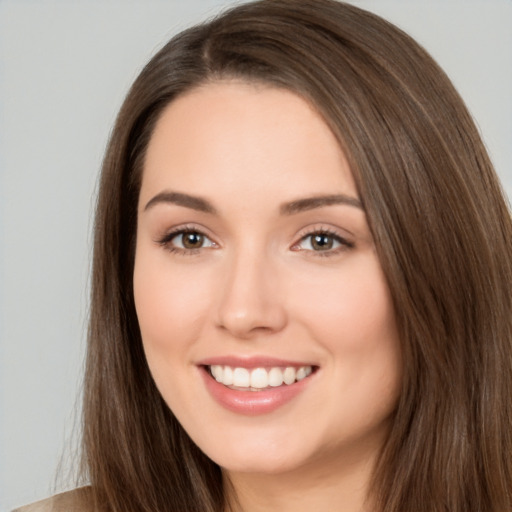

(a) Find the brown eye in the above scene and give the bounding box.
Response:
[294,231,353,254]
[181,232,205,249]
[310,234,334,251]
[162,230,215,252]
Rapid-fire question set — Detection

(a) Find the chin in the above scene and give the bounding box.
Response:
[217,451,310,476]
[194,427,319,476]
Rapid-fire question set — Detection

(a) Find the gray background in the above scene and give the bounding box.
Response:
[1,1,511,510]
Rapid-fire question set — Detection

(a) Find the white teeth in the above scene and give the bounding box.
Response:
[297,366,312,380]
[232,367,250,387]
[283,367,296,385]
[223,365,234,386]
[268,367,284,387]
[250,368,268,389]
[211,365,223,382]
[296,367,307,381]
[209,364,313,389]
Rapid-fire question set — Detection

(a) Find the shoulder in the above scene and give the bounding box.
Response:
[12,487,92,512]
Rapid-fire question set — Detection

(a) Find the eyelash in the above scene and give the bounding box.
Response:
[156,225,215,255]
[292,228,354,257]
[156,226,354,257]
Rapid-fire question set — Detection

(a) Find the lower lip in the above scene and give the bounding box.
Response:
[200,366,314,416]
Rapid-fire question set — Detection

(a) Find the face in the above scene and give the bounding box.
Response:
[134,81,401,478]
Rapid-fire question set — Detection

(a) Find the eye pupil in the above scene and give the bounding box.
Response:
[311,234,333,250]
[182,232,204,249]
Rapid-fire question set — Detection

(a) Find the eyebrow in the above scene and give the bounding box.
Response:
[144,191,217,214]
[280,194,363,215]
[143,190,363,215]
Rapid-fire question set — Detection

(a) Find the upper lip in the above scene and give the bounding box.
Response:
[197,356,317,369]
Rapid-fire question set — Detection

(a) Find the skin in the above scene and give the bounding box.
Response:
[133,81,402,512]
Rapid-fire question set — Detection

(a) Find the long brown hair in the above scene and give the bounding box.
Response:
[82,1,512,510]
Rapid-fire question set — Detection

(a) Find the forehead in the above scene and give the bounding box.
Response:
[140,80,357,207]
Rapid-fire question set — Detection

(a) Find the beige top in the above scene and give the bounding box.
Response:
[12,488,91,512]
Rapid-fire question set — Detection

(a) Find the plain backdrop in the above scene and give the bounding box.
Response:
[1,1,511,510]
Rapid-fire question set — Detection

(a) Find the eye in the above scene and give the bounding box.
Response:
[158,229,216,252]
[294,231,354,254]
[174,231,213,249]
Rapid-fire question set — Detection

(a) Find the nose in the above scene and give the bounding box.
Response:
[215,249,288,339]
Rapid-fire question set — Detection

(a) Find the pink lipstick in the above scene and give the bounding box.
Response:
[198,357,317,415]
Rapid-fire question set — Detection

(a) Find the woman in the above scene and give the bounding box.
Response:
[16,0,512,511]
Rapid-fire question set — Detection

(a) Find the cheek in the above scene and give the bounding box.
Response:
[290,254,402,416]
[290,253,397,349]
[133,249,213,356]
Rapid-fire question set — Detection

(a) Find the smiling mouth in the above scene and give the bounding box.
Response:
[206,364,315,391]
